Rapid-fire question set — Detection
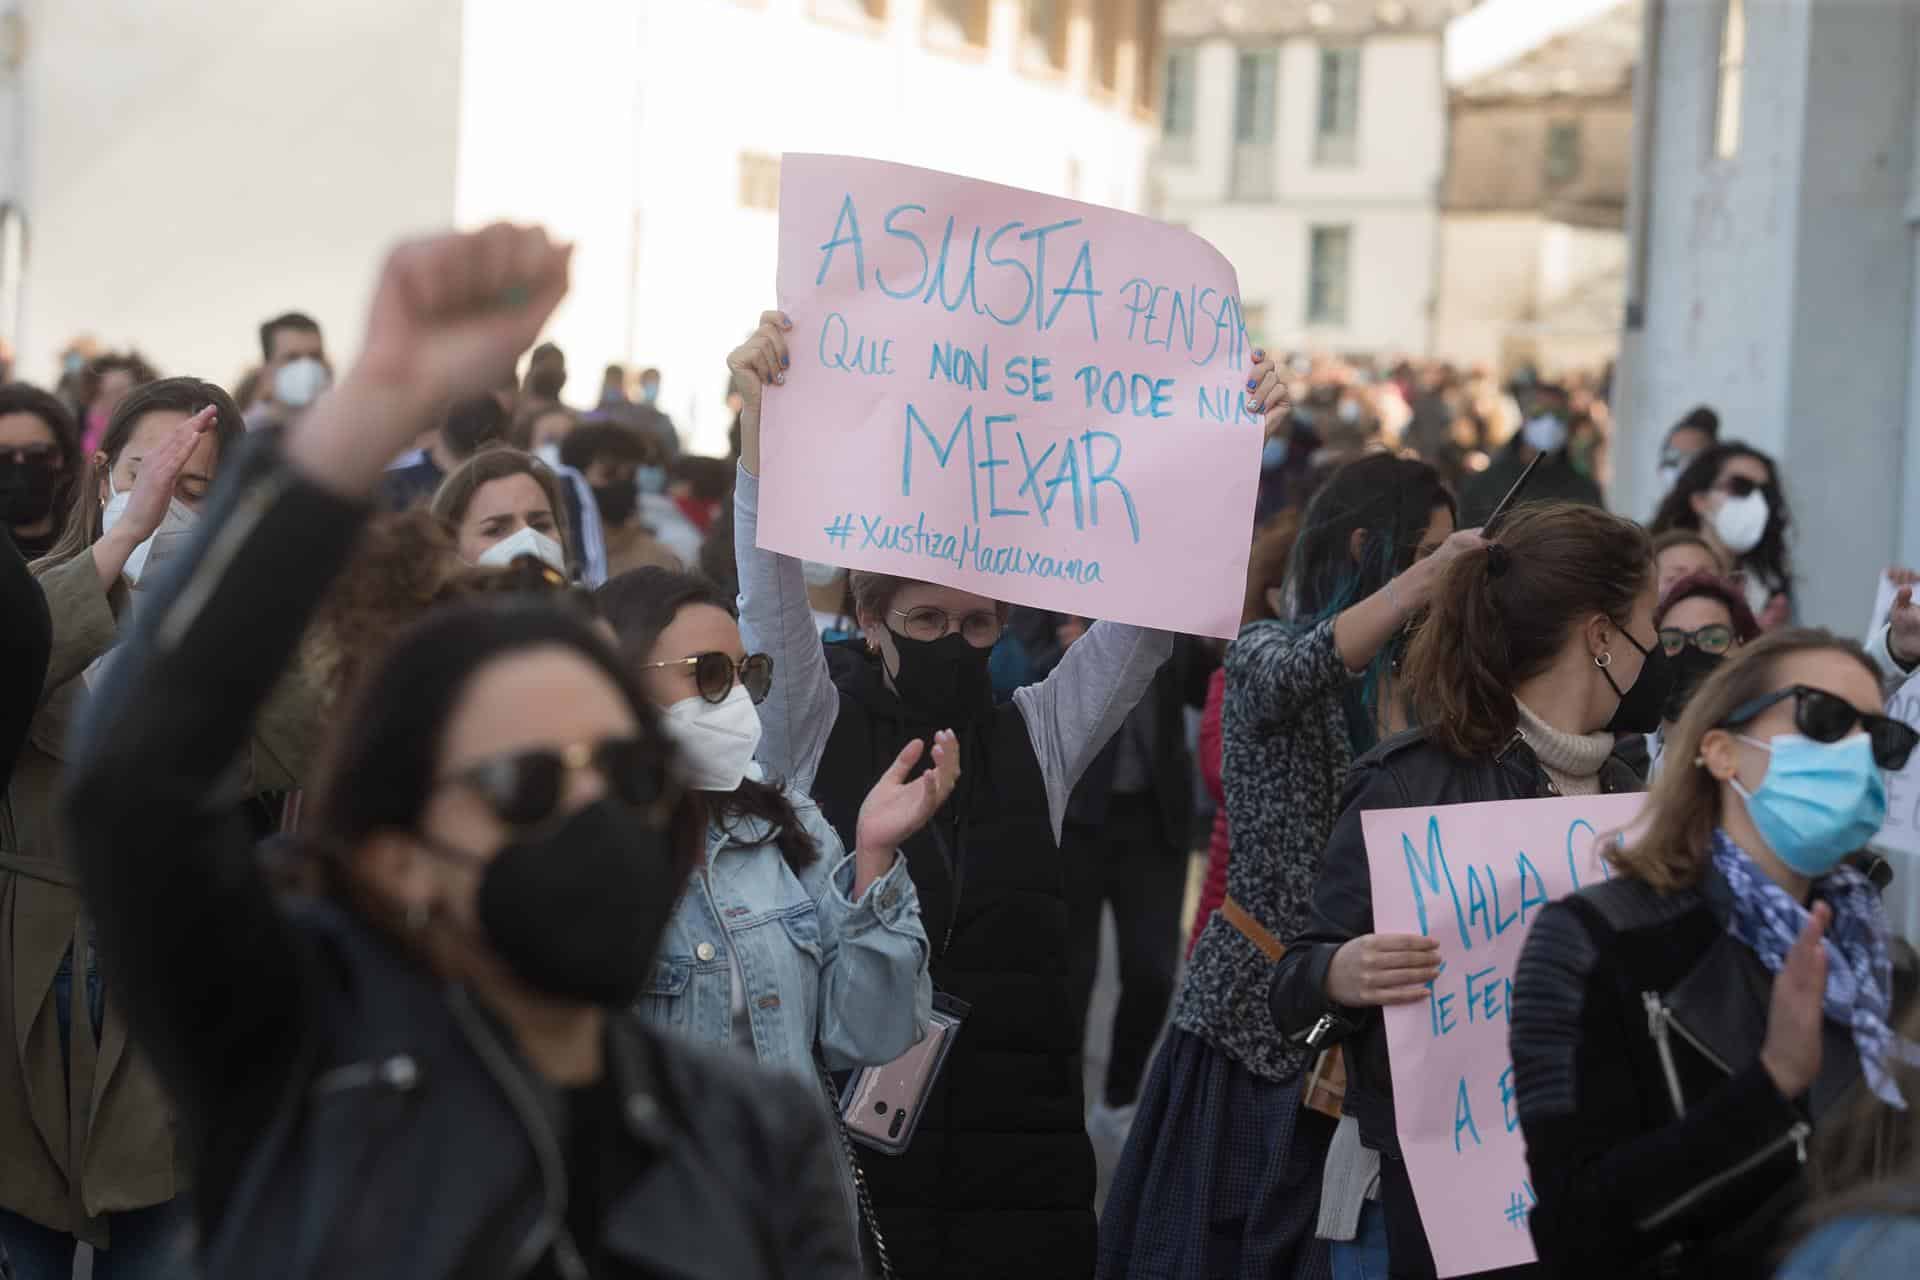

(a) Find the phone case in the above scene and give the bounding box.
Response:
[840,993,970,1155]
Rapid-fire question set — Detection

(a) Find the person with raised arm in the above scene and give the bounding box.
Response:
[729,309,1286,1278]
[60,228,858,1280]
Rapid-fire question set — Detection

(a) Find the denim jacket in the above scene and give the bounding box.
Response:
[638,786,931,1079]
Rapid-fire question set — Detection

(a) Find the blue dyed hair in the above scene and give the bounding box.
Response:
[1282,452,1454,748]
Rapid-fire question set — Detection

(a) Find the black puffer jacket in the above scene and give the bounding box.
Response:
[1269,727,1641,1279]
[812,655,1095,1279]
[1510,867,1862,1279]
[62,434,856,1280]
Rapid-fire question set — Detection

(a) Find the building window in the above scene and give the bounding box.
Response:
[739,152,781,211]
[1132,0,1161,113]
[925,0,987,48]
[1713,0,1746,159]
[1315,46,1361,167]
[1307,226,1351,326]
[811,0,887,27]
[1232,49,1278,201]
[1092,1,1119,92]
[1544,120,1582,186]
[1162,47,1196,161]
[0,205,24,355]
[1021,0,1067,71]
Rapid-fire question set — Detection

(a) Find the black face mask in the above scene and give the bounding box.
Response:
[1661,647,1723,724]
[0,456,60,527]
[428,798,681,1007]
[1602,625,1676,736]
[591,480,638,528]
[886,628,993,721]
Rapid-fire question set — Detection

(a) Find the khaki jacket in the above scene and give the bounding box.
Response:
[0,552,317,1244]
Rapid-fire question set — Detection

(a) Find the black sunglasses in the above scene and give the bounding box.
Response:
[1723,684,1919,771]
[1716,475,1769,499]
[439,736,676,830]
[641,651,774,705]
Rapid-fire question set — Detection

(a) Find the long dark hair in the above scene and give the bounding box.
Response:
[0,382,81,542]
[1649,441,1792,588]
[38,376,245,570]
[1404,502,1652,759]
[596,567,820,872]
[1282,452,1454,739]
[309,599,707,932]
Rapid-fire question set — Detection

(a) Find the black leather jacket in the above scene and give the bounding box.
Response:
[1510,868,1862,1279]
[62,433,857,1280]
[1268,726,1641,1278]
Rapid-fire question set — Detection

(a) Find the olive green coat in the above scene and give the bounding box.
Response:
[0,552,318,1244]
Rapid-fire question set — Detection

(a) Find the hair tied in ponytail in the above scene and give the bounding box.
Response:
[1486,542,1513,578]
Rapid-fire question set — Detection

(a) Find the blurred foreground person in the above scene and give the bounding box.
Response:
[61,226,858,1279]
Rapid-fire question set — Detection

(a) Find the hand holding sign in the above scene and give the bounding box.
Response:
[1364,792,1647,1277]
[1326,932,1443,1006]
[1760,901,1830,1098]
[728,311,794,475]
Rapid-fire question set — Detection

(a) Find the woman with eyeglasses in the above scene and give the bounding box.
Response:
[1646,571,1761,776]
[726,312,1284,1279]
[598,566,942,1080]
[1651,442,1794,631]
[59,227,860,1278]
[1510,628,1920,1279]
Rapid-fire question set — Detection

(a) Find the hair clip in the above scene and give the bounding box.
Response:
[1486,542,1512,578]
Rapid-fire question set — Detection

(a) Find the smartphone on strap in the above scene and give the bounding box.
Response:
[840,992,971,1155]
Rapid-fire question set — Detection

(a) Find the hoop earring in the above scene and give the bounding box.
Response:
[1594,651,1613,670]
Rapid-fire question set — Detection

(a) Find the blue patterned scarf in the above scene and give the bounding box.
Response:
[1710,830,1920,1108]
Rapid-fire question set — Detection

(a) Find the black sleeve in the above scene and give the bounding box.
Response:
[64,432,368,1143]
[0,527,50,792]
[1268,759,1408,1040]
[1511,901,1807,1277]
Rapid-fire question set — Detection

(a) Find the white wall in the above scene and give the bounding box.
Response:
[8,0,463,388]
[1619,0,1915,631]
[1616,0,1807,518]
[1156,32,1446,355]
[620,0,1157,453]
[453,0,1155,455]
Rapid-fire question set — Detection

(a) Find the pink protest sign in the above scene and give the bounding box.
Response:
[758,154,1261,639]
[1362,792,1647,1277]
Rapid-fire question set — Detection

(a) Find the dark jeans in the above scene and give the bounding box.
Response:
[0,1201,191,1280]
[1065,793,1185,1108]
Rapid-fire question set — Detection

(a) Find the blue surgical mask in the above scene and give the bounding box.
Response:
[1732,733,1888,876]
[1261,436,1289,470]
[635,464,667,495]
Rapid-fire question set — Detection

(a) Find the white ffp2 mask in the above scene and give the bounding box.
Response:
[101,478,198,586]
[476,525,566,573]
[1712,490,1770,556]
[660,685,764,792]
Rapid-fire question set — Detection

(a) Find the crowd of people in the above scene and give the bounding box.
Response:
[0,220,1918,1280]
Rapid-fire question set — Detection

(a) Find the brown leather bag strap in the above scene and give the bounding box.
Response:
[1220,895,1286,962]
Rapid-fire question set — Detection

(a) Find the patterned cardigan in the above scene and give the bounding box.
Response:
[1172,617,1361,1083]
